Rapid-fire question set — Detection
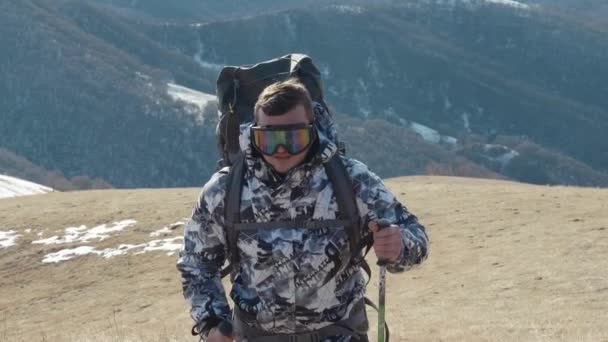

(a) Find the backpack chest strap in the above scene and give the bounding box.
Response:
[234,219,351,231]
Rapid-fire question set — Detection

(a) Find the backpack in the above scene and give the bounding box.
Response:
[214,54,388,341]
[216,53,329,168]
[216,54,371,277]
[215,53,373,280]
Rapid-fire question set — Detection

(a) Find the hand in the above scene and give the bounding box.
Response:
[206,326,234,341]
[369,221,403,263]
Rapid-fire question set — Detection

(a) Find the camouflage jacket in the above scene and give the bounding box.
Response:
[177,104,429,341]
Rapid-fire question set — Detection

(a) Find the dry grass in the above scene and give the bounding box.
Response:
[1,176,607,341]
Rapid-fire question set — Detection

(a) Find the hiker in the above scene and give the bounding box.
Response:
[177,62,428,342]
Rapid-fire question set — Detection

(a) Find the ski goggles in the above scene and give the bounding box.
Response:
[251,123,316,156]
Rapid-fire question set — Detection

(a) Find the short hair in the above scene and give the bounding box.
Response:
[254,78,314,122]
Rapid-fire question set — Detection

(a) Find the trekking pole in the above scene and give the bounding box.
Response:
[376,218,391,342]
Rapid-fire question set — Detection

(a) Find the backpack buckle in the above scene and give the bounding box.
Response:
[288,333,320,342]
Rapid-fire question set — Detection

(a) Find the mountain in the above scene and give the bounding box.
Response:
[0,0,498,188]
[2,0,608,188]
[90,0,395,22]
[0,147,112,191]
[142,1,608,177]
[0,0,219,188]
[91,0,608,24]
[1,177,607,340]
[521,0,608,25]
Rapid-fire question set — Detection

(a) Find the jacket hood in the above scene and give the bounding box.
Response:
[238,102,339,184]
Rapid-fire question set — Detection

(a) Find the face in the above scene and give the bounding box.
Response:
[255,104,313,174]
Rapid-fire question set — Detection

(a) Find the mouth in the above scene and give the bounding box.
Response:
[273,153,291,160]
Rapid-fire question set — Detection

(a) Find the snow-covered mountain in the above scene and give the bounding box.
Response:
[0,175,54,199]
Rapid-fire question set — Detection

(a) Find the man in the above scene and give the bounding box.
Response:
[177,79,429,342]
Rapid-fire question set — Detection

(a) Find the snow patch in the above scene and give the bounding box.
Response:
[42,246,98,263]
[135,237,183,256]
[356,79,372,118]
[284,14,297,40]
[359,107,372,118]
[193,40,223,72]
[453,0,530,10]
[167,83,216,124]
[0,230,21,248]
[150,220,185,237]
[135,71,151,81]
[332,5,365,14]
[97,244,141,259]
[150,227,172,237]
[411,122,442,144]
[33,218,188,263]
[194,59,224,72]
[483,144,520,167]
[397,119,458,146]
[367,53,383,88]
[41,237,184,263]
[32,220,137,245]
[328,86,340,97]
[384,107,397,118]
[484,0,529,10]
[0,175,53,199]
[496,149,519,165]
[444,95,452,111]
[442,136,458,146]
[462,112,471,133]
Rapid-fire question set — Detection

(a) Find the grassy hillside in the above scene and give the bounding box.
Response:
[1,176,607,341]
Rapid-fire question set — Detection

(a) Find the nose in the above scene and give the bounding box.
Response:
[274,145,289,157]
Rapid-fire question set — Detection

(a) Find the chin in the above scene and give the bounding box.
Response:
[268,158,298,173]
[273,163,295,173]
[266,152,307,174]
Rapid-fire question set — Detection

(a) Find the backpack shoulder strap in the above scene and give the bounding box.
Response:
[221,154,246,278]
[323,155,361,257]
[325,155,376,284]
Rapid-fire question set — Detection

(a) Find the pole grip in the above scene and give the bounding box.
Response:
[376,218,392,266]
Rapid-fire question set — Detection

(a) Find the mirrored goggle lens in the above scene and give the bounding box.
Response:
[253,127,313,155]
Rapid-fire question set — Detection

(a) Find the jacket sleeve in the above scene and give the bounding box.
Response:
[176,171,231,335]
[347,158,429,273]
